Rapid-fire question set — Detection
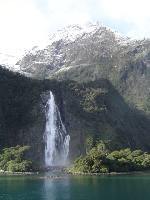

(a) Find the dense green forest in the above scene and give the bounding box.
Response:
[68,141,150,174]
[0,145,32,172]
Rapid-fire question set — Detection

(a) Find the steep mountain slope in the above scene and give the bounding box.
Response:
[18,23,150,114]
[57,80,150,159]
[1,66,150,165]
[18,23,129,78]
[0,66,46,166]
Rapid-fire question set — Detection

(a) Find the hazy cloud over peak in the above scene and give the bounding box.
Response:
[0,0,150,56]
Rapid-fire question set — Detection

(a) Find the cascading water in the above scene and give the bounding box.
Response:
[44,91,70,167]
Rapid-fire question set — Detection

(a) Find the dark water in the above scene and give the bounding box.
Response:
[0,173,150,200]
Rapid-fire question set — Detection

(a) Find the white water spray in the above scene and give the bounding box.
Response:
[44,91,70,167]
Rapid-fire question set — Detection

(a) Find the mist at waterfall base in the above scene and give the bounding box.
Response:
[44,91,70,168]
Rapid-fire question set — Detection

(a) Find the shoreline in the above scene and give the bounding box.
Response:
[67,170,150,176]
[0,171,39,176]
[0,170,150,177]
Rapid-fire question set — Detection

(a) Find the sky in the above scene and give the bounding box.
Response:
[0,0,150,57]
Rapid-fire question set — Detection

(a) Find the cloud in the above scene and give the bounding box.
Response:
[0,0,49,55]
[0,0,150,57]
[0,0,92,55]
[100,0,150,21]
[45,0,92,29]
[98,0,150,38]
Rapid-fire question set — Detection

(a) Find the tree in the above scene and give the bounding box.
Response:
[0,145,32,172]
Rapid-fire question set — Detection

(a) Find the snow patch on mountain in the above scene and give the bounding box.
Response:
[0,48,26,72]
[48,22,130,45]
[2,22,138,78]
[49,22,100,43]
[0,52,18,66]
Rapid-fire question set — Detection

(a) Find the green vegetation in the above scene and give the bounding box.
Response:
[58,79,150,155]
[68,141,150,174]
[0,145,32,172]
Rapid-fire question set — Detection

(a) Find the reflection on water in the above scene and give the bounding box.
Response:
[44,176,71,200]
[0,173,150,200]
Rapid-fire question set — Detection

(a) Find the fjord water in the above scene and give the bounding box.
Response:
[0,174,150,200]
[44,91,70,166]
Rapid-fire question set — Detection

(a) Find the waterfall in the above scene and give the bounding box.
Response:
[44,91,70,167]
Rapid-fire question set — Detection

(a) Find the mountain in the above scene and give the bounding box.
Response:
[18,23,131,78]
[1,65,150,164]
[18,23,150,114]
[0,23,150,165]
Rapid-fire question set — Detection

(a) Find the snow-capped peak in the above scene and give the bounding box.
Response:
[48,22,104,44]
[48,22,130,46]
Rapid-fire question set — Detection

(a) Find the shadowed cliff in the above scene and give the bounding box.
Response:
[0,66,150,165]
